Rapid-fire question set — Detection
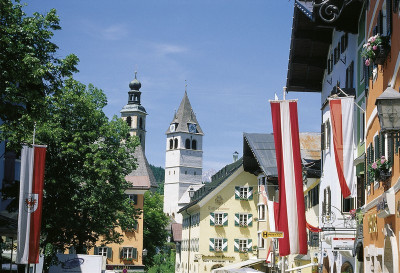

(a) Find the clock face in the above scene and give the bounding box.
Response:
[170,124,176,132]
[188,123,197,133]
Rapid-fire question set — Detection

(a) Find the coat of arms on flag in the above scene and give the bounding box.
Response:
[24,193,39,213]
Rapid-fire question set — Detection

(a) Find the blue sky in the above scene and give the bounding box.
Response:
[25,0,321,173]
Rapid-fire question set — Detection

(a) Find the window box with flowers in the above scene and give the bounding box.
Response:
[362,35,390,66]
[368,156,392,182]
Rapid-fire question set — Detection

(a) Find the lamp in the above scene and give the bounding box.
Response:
[142,249,148,257]
[188,186,195,199]
[233,151,239,162]
[376,86,400,133]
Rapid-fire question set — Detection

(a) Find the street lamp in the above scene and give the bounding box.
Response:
[233,151,239,162]
[142,249,147,257]
[375,86,400,133]
[188,186,195,199]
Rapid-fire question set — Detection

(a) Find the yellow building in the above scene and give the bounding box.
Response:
[177,158,259,273]
[88,74,157,272]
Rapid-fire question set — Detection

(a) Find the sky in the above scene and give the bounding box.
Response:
[25,0,321,173]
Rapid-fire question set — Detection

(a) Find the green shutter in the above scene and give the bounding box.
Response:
[223,213,228,226]
[247,239,253,251]
[133,248,137,259]
[388,137,394,165]
[93,247,98,255]
[248,214,253,227]
[248,187,253,200]
[234,239,239,252]
[235,186,240,199]
[235,214,239,226]
[107,247,112,259]
[210,213,215,226]
[209,238,215,251]
[223,239,228,252]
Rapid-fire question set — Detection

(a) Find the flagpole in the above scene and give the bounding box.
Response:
[32,122,36,145]
[283,87,287,100]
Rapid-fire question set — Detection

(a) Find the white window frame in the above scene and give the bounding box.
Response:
[214,238,224,252]
[239,214,249,227]
[214,212,224,226]
[258,232,265,249]
[258,204,266,221]
[240,187,249,199]
[122,247,135,259]
[98,247,108,257]
[239,239,248,252]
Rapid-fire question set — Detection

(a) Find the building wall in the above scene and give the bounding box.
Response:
[363,1,400,273]
[179,166,258,273]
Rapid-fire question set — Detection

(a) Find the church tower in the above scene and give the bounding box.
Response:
[120,72,147,151]
[163,91,204,223]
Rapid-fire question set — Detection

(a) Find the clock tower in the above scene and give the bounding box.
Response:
[163,91,204,223]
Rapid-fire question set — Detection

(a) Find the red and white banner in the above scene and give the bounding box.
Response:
[329,97,356,199]
[270,100,307,256]
[17,145,46,264]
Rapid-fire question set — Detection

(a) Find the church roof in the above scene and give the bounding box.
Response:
[165,92,203,135]
[125,145,158,189]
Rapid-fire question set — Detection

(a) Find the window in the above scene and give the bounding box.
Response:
[210,238,227,252]
[194,171,196,175]
[185,139,191,149]
[258,204,266,221]
[127,194,138,205]
[235,186,253,200]
[192,139,197,150]
[258,176,266,191]
[308,230,319,247]
[306,184,319,209]
[342,196,354,213]
[239,214,248,227]
[210,212,227,226]
[169,139,173,149]
[258,233,265,249]
[215,213,223,226]
[174,138,178,149]
[360,111,365,142]
[214,238,223,251]
[340,33,348,53]
[126,116,132,127]
[322,187,331,218]
[98,247,108,257]
[235,239,251,252]
[139,117,143,129]
[345,61,354,88]
[121,247,137,259]
[325,120,331,150]
[235,213,253,227]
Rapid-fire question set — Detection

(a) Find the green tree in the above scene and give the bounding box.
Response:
[35,79,140,267]
[143,190,170,268]
[0,0,78,147]
[149,164,165,194]
[147,247,175,273]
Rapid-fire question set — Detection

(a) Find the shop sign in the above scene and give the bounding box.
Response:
[262,231,284,238]
[376,192,395,218]
[368,214,377,233]
[332,237,355,251]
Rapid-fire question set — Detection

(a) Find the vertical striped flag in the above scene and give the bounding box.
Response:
[329,97,356,198]
[270,100,307,256]
[17,145,46,264]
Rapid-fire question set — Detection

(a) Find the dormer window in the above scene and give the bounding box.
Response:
[188,123,197,133]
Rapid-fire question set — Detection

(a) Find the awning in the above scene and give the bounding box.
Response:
[285,263,318,272]
[211,259,264,273]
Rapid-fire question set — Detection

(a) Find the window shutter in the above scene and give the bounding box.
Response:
[380,133,386,158]
[378,10,384,35]
[248,214,253,227]
[210,213,215,226]
[234,239,239,252]
[247,239,253,251]
[350,61,354,88]
[133,248,137,259]
[94,247,98,255]
[248,187,253,200]
[388,136,394,165]
[235,186,240,199]
[234,214,240,227]
[119,247,123,259]
[223,239,228,252]
[107,247,112,259]
[223,213,228,226]
[209,238,215,251]
[374,135,379,160]
[387,0,393,36]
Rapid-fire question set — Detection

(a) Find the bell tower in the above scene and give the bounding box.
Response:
[163,91,204,223]
[120,72,147,151]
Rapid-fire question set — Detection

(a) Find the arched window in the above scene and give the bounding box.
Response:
[126,116,132,127]
[174,138,178,149]
[139,117,143,129]
[192,139,197,150]
[169,139,173,150]
[134,95,138,101]
[185,139,191,149]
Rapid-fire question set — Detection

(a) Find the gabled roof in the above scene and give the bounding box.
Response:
[166,92,204,135]
[243,133,278,178]
[125,145,158,189]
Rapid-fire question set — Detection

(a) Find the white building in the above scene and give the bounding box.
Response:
[163,91,204,223]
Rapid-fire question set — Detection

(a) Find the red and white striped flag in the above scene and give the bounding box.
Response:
[270,100,307,256]
[17,145,46,264]
[329,97,356,198]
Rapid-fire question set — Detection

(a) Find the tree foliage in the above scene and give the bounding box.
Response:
[0,0,78,147]
[35,79,140,255]
[147,247,175,273]
[143,190,170,268]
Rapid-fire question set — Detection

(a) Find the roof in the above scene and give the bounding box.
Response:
[165,92,204,135]
[178,158,243,213]
[211,259,264,272]
[125,145,158,189]
[243,133,278,177]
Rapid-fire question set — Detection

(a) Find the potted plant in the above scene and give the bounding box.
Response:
[368,156,391,182]
[361,34,390,66]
